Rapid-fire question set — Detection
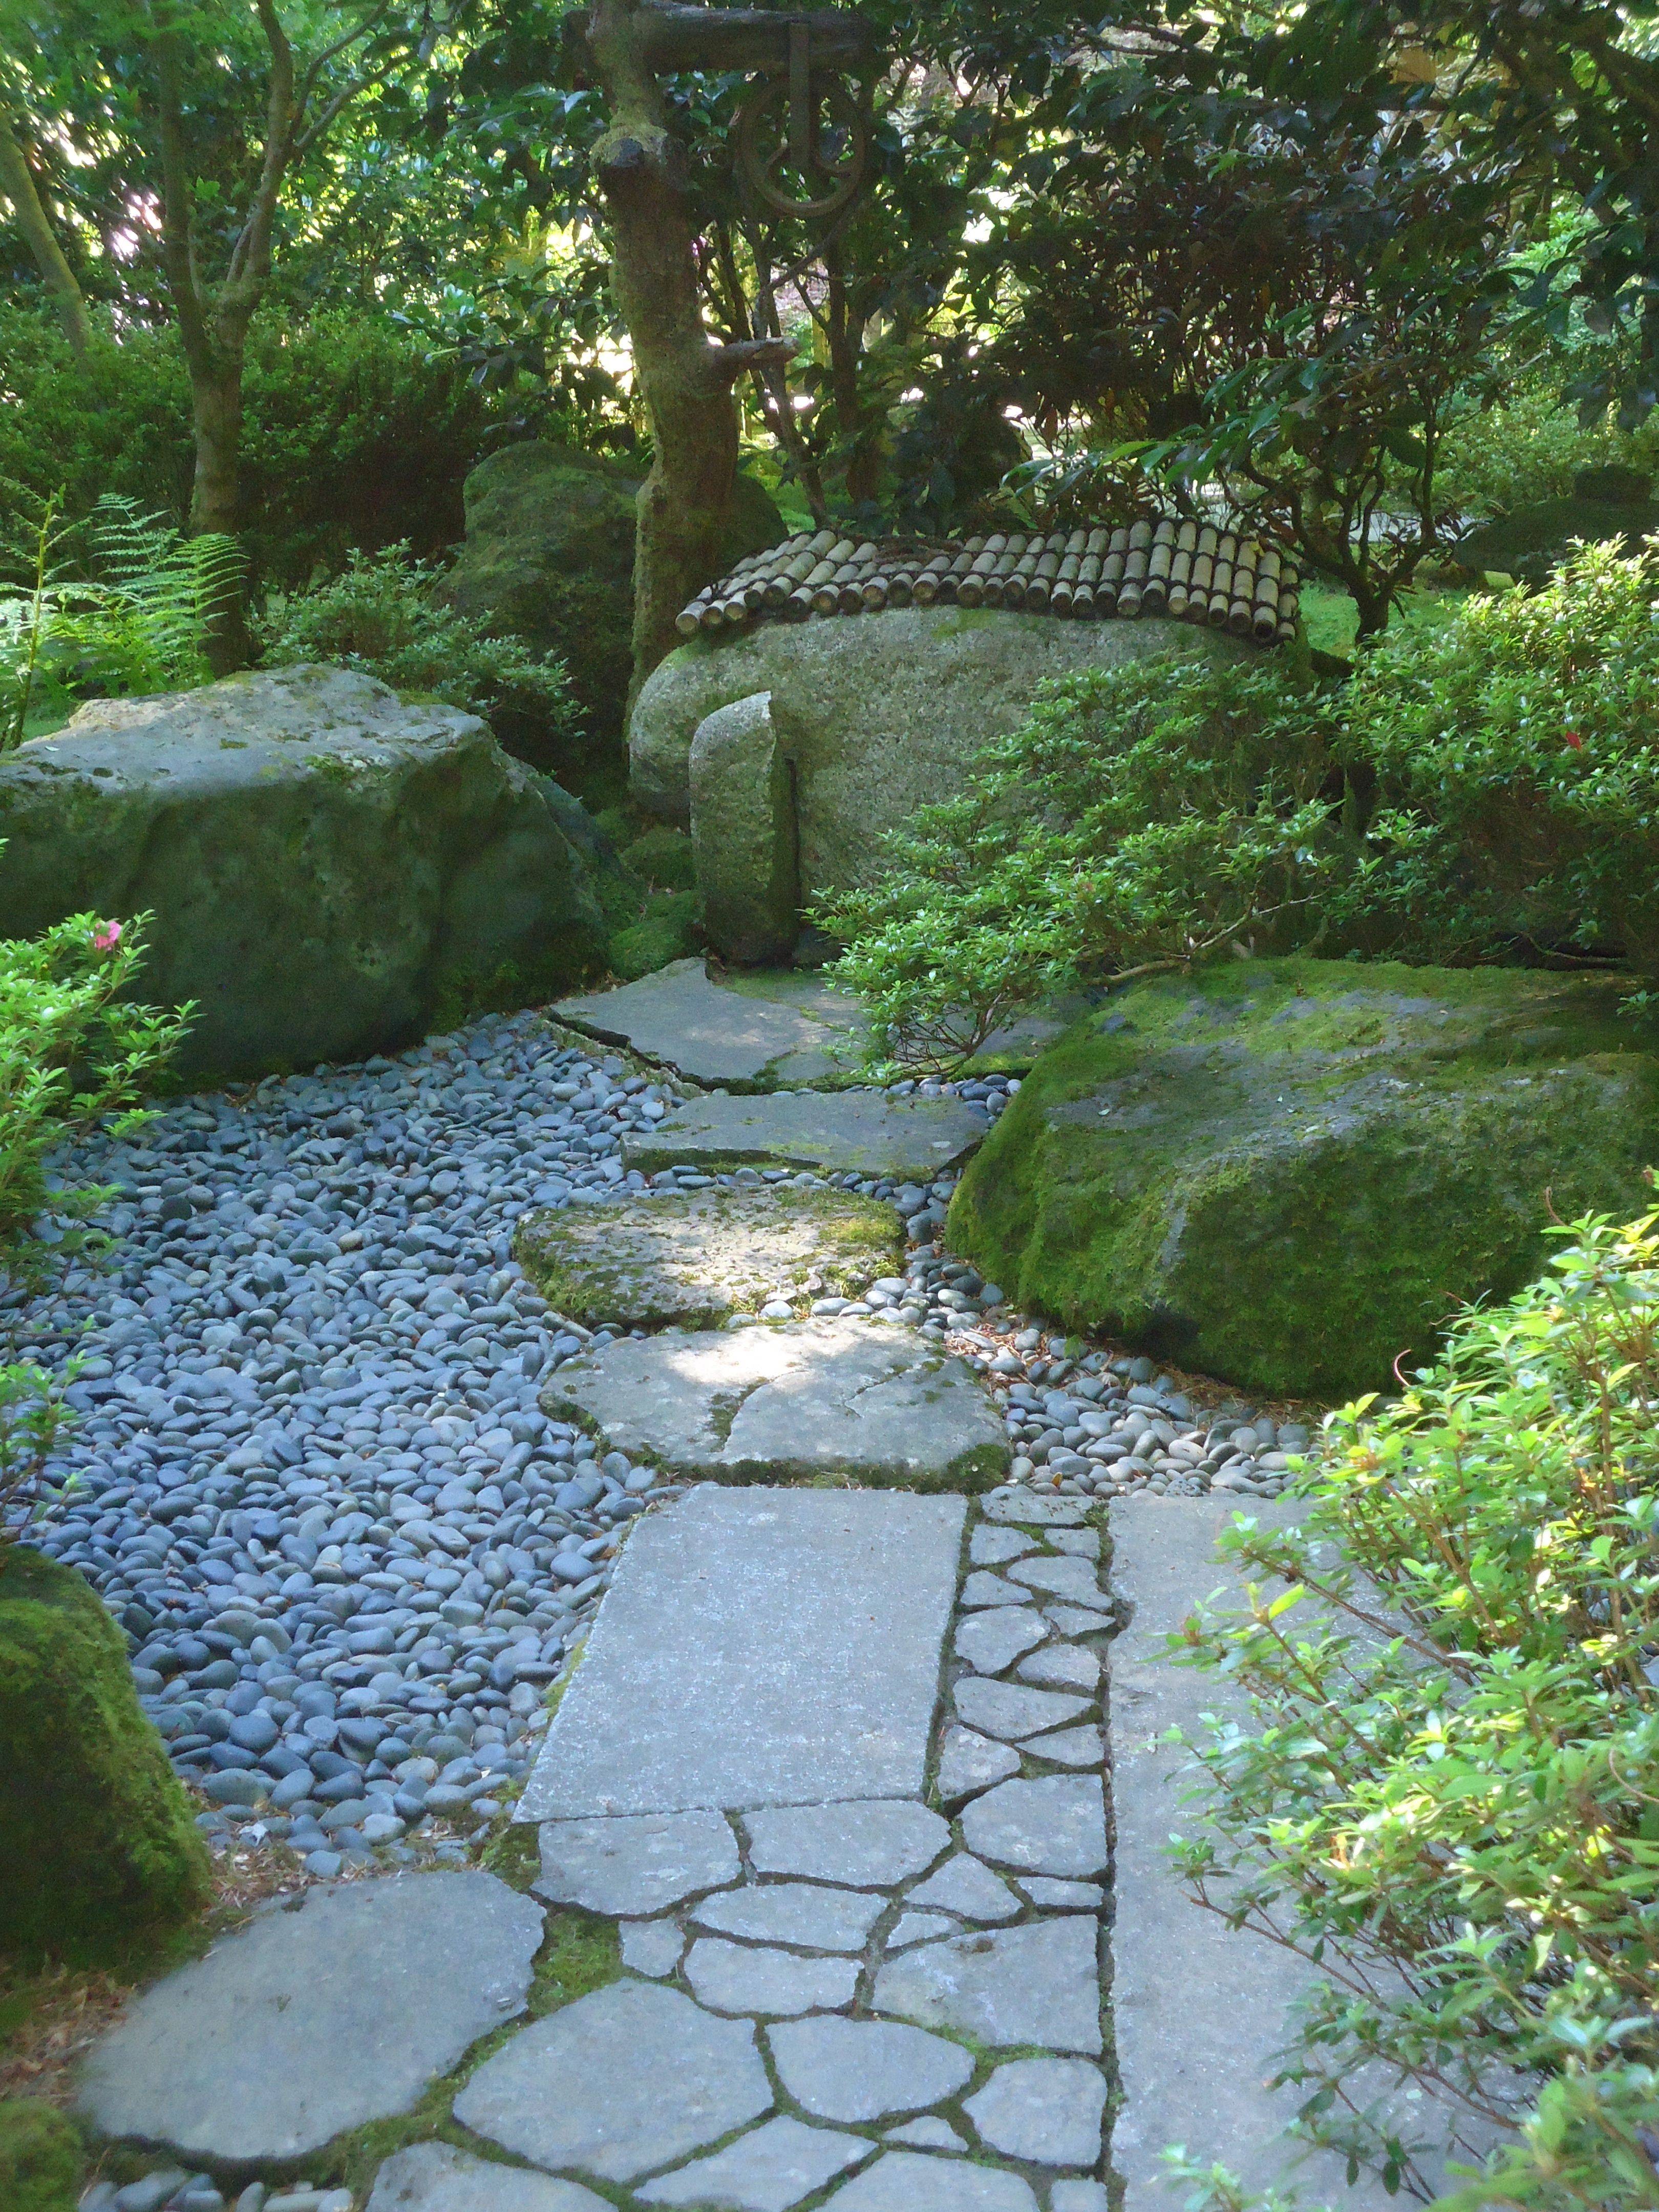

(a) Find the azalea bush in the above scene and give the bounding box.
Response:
[817,653,1339,1070]
[823,541,1659,1071]
[0,910,189,1282]
[1168,1200,1659,2211]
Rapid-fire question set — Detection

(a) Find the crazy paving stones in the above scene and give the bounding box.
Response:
[77,1873,543,2163]
[873,1917,1103,2054]
[515,1183,901,1331]
[533,1809,740,1915]
[518,1489,966,1822]
[766,2015,975,2122]
[555,959,869,1091]
[453,1980,772,2184]
[960,1774,1111,1879]
[547,1320,1007,1491]
[366,2143,609,2211]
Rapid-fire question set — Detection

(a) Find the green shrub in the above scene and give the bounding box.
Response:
[824,543,1659,1071]
[0,2099,82,2212]
[1331,541,1659,974]
[254,544,580,762]
[817,652,1338,1070]
[1431,372,1659,522]
[1168,1200,1659,2211]
[0,305,493,593]
[0,909,189,1283]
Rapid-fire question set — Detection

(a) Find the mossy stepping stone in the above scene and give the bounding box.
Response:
[514,1184,902,1329]
[625,1090,985,1181]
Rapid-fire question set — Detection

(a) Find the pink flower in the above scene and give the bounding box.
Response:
[91,920,122,953]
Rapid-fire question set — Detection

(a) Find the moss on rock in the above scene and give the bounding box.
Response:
[0,2100,82,2212]
[609,890,701,982]
[0,1549,211,1966]
[516,1183,902,1330]
[948,958,1659,1402]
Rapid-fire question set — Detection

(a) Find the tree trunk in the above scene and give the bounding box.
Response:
[0,112,93,357]
[186,359,249,673]
[588,2,745,702]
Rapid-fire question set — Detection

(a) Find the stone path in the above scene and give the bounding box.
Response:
[45,961,1421,2212]
[555,961,870,1090]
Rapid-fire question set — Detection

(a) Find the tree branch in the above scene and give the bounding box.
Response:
[0,105,92,356]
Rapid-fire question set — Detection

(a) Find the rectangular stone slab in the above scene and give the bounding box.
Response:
[519,1486,967,1820]
[1107,1497,1483,2211]
[625,1091,986,1181]
[555,959,867,1090]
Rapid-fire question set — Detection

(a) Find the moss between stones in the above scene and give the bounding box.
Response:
[948,956,1659,1402]
[0,2099,83,2212]
[622,824,696,893]
[0,1549,212,1967]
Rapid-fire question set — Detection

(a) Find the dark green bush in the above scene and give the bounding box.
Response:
[0,306,493,592]
[1169,1200,1659,2212]
[254,545,580,772]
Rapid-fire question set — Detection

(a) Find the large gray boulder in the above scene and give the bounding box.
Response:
[629,608,1251,960]
[439,443,786,752]
[0,665,609,1080]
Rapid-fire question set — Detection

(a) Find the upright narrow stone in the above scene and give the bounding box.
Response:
[690,691,800,964]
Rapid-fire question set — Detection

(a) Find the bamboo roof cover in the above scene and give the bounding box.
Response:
[675,520,1301,644]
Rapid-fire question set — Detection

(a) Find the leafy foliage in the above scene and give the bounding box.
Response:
[817,653,1338,1072]
[0,494,244,741]
[1165,1198,1659,2210]
[825,544,1659,1072]
[1334,542,1659,975]
[253,542,579,747]
[0,908,188,1281]
[0,1359,77,1558]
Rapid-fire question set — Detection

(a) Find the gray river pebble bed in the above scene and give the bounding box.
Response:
[14,1007,1302,1897]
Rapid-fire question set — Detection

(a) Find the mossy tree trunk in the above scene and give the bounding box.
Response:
[581,3,869,704]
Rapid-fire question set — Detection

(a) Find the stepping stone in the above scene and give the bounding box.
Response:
[637,2115,873,2210]
[954,1608,1048,1674]
[1107,1497,1430,2211]
[970,1526,1039,1565]
[820,2151,1040,2209]
[745,1801,950,1888]
[519,1491,966,1821]
[1050,1528,1102,1559]
[625,1090,986,1182]
[78,1873,543,2163]
[534,1810,739,1914]
[961,1774,1110,1878]
[685,1937,860,2015]
[692,1882,885,1951]
[620,1921,685,1978]
[1046,1603,1116,1637]
[872,1918,1102,2054]
[982,1489,1092,1526]
[1054,2188,1112,2212]
[516,1184,901,1331]
[965,2057,1108,2165]
[548,1325,1006,1491]
[366,2143,608,2211]
[953,1679,1093,1741]
[1024,1724,1105,1769]
[1017,1644,1100,1692]
[935,1726,1020,1803]
[454,1981,771,2185]
[1006,1555,1111,1608]
[556,959,869,1090]
[768,2015,975,2121]
[906,1853,1021,1923]
[884,2118,967,2151]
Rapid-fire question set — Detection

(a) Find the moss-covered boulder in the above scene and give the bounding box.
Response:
[0,666,611,1080]
[0,1548,210,1965]
[948,958,1659,1401]
[0,2101,83,2212]
[438,443,785,754]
